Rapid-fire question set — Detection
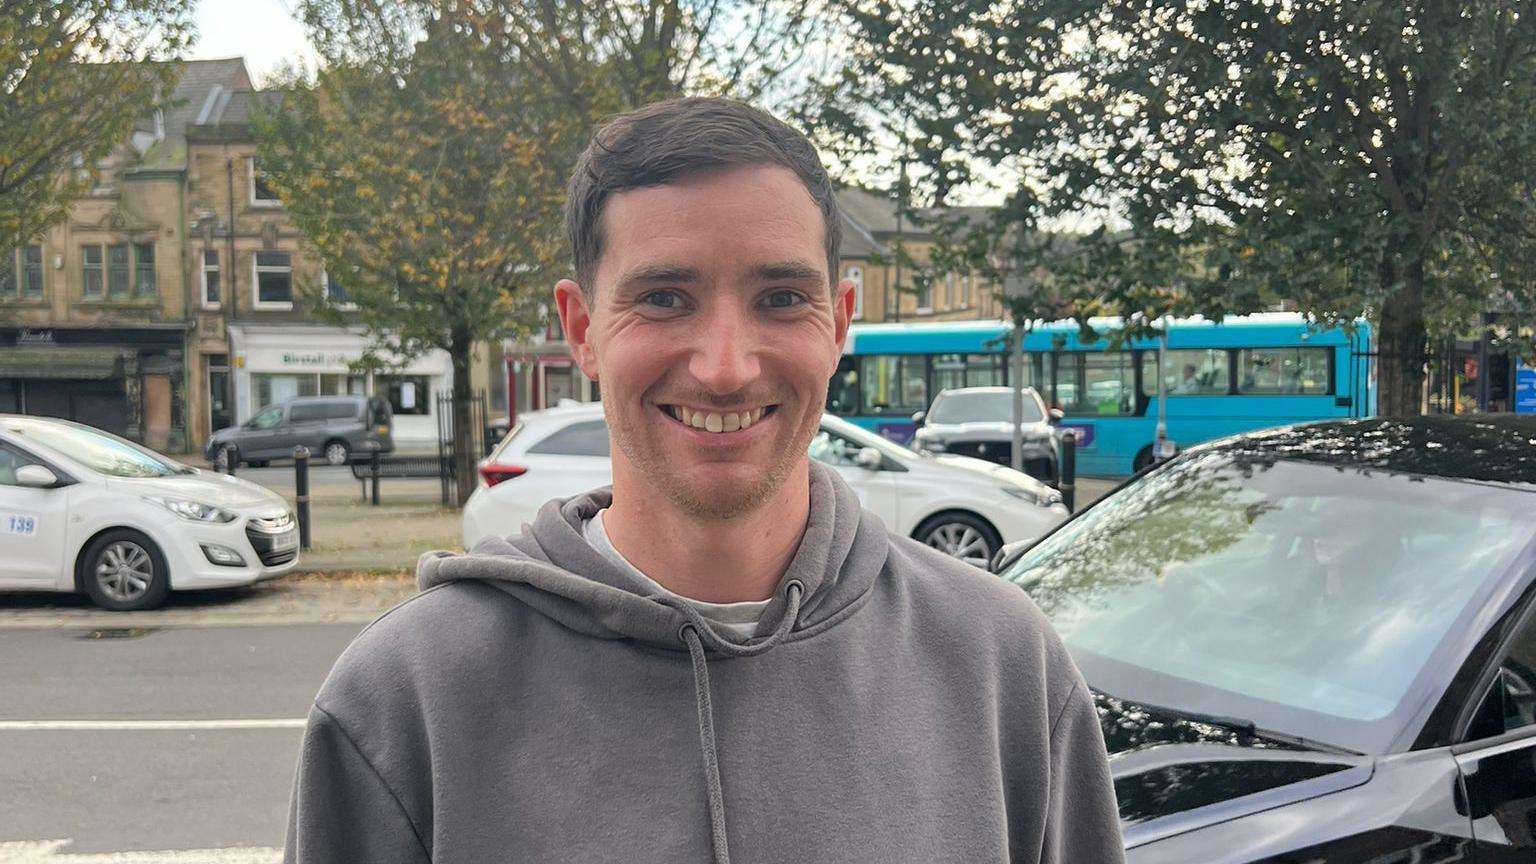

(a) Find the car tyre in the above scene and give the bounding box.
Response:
[323,439,351,466]
[79,529,171,612]
[249,460,270,468]
[915,512,1002,569]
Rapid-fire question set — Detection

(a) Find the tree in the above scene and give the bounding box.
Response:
[0,0,193,250]
[260,1,823,504]
[828,1,1536,415]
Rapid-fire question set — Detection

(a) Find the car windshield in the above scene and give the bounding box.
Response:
[929,390,1041,424]
[1001,450,1536,754]
[4,418,190,478]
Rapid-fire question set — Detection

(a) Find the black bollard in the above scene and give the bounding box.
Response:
[370,445,381,507]
[293,445,311,551]
[1059,431,1077,513]
[223,443,237,476]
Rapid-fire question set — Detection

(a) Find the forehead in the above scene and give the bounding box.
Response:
[594,164,827,288]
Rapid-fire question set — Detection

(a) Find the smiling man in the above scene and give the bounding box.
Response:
[285,98,1123,864]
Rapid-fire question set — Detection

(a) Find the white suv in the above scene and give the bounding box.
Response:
[462,403,1068,568]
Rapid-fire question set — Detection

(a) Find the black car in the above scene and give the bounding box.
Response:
[996,416,1536,862]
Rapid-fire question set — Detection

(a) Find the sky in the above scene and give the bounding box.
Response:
[190,0,318,85]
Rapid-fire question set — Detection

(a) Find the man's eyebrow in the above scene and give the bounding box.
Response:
[752,261,825,283]
[614,264,704,289]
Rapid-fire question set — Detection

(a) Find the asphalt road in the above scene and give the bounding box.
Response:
[0,623,364,859]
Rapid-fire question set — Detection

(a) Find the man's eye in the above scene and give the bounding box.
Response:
[764,290,806,309]
[640,290,682,309]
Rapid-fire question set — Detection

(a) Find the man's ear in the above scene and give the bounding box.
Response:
[555,279,598,380]
[832,277,857,353]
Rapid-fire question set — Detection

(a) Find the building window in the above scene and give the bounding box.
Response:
[133,242,155,295]
[323,270,354,308]
[964,274,974,308]
[847,266,864,320]
[202,250,221,307]
[82,245,103,296]
[915,279,933,315]
[253,251,293,308]
[320,373,367,396]
[1,246,43,300]
[379,374,431,416]
[251,372,318,413]
[107,243,130,297]
[250,157,281,206]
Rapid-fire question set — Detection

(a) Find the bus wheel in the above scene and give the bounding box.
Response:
[1133,445,1156,473]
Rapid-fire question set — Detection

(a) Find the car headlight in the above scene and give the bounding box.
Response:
[1002,485,1063,508]
[144,496,239,523]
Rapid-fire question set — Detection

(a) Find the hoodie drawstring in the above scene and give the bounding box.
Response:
[677,580,805,864]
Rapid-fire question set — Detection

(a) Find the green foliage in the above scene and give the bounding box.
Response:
[827,1,1536,413]
[0,0,193,249]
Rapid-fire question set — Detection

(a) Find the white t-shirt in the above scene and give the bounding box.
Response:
[582,509,769,640]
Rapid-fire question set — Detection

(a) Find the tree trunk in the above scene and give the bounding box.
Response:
[1376,245,1427,417]
[449,332,478,508]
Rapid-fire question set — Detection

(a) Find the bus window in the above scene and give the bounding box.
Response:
[971,352,1024,388]
[1143,349,1232,396]
[932,354,967,393]
[828,356,860,415]
[1053,352,1135,415]
[1238,348,1333,395]
[1084,353,1136,415]
[860,354,928,414]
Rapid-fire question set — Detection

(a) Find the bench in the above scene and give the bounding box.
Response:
[350,454,455,503]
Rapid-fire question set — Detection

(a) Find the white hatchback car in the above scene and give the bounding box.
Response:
[0,415,300,611]
[462,403,1069,567]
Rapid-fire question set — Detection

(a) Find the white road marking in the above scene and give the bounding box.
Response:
[0,720,305,731]
[0,840,280,863]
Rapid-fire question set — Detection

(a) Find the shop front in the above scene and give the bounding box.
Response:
[228,324,452,449]
[0,325,188,451]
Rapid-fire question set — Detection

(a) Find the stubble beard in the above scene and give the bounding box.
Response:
[607,400,822,521]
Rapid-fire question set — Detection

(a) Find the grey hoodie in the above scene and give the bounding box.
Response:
[285,462,1123,863]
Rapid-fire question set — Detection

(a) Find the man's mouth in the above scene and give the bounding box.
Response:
[660,404,777,434]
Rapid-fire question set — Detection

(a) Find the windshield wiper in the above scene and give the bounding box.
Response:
[1104,691,1363,756]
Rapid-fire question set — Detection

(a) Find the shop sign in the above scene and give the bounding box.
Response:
[16,329,54,345]
[280,351,356,368]
[1516,361,1536,414]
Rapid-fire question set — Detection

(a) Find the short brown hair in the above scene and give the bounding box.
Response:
[565,97,842,293]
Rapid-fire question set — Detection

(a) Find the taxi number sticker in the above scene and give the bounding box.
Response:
[3,513,37,536]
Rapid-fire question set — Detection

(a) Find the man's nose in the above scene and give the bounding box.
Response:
[689,304,761,395]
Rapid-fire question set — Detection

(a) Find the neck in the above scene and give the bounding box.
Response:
[603,464,810,604]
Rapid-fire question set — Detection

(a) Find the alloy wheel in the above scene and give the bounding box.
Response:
[924,523,994,567]
[95,541,155,604]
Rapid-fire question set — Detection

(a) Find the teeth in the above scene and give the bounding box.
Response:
[668,405,771,433]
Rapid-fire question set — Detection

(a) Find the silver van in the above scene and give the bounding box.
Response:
[205,395,394,469]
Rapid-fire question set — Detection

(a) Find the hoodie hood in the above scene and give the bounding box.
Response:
[417,460,889,651]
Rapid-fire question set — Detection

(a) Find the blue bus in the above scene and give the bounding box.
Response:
[827,313,1376,477]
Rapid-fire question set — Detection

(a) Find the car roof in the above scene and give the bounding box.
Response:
[1193,416,1536,487]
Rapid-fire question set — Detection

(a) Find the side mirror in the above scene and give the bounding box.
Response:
[1048,408,1064,426]
[15,465,58,488]
[856,446,883,470]
[911,410,926,425]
